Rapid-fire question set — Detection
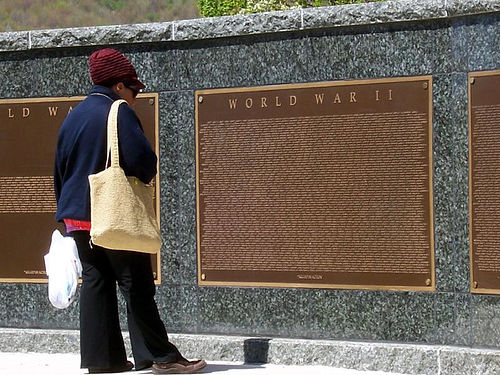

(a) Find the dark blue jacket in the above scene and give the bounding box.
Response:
[54,85,157,222]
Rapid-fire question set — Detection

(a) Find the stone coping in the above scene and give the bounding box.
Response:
[0,0,499,52]
[1,328,500,374]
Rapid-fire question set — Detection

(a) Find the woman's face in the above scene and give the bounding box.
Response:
[115,82,140,106]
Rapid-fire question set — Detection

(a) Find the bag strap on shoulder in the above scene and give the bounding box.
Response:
[105,99,128,169]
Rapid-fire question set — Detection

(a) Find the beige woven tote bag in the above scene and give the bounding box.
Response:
[88,99,162,254]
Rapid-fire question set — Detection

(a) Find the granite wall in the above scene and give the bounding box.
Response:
[1,0,500,357]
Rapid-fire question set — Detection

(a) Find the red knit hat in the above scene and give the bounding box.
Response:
[89,48,145,89]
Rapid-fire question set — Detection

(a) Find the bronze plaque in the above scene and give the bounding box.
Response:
[196,76,435,291]
[469,70,500,294]
[0,94,161,283]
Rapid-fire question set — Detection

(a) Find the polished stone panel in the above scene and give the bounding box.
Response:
[31,53,90,97]
[172,91,198,285]
[471,295,500,347]
[130,48,179,92]
[157,285,199,333]
[177,40,242,90]
[432,73,457,293]
[158,92,182,285]
[455,293,472,346]
[0,57,36,98]
[308,290,390,341]
[451,72,471,294]
[452,14,500,72]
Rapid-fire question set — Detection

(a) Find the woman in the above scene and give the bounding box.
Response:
[54,48,206,374]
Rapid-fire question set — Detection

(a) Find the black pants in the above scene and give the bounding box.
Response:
[71,231,181,370]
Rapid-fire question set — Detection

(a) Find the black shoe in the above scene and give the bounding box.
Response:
[88,360,134,373]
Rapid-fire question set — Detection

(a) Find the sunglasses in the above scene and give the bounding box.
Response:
[123,81,141,98]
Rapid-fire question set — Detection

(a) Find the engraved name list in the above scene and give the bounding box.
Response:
[196,77,435,290]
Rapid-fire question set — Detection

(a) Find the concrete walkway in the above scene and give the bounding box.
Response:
[0,353,406,375]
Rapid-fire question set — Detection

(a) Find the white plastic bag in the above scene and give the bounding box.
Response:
[44,229,82,309]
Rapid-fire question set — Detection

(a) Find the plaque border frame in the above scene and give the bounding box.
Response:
[468,69,500,295]
[0,93,162,284]
[195,75,435,291]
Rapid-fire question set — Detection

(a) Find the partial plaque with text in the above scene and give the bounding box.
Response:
[0,94,161,283]
[469,70,500,294]
[196,76,435,291]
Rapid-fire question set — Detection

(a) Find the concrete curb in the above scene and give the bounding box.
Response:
[1,328,500,374]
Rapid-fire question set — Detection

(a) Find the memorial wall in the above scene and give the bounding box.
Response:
[0,0,499,373]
